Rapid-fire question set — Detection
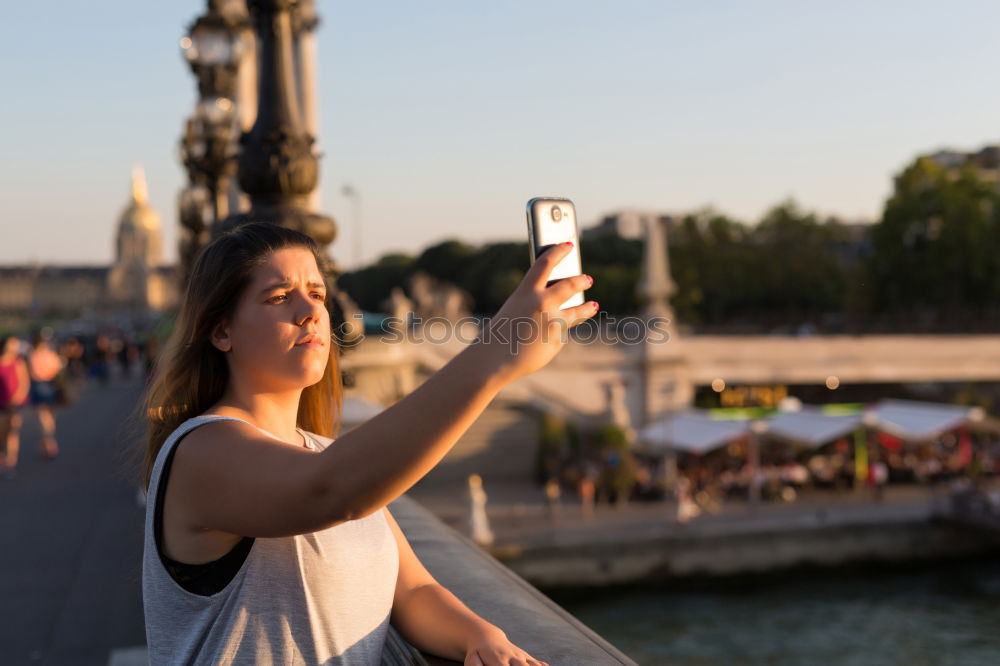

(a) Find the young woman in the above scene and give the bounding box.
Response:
[0,335,29,480]
[141,222,597,665]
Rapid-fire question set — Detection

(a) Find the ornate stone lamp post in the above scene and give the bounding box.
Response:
[217,0,337,250]
[177,0,246,285]
[213,1,359,345]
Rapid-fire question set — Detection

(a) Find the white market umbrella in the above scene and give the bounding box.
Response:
[763,407,863,448]
[867,399,977,442]
[639,411,750,455]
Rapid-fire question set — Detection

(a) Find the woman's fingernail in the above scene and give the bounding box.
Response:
[564,241,574,247]
[585,274,593,285]
[593,301,599,310]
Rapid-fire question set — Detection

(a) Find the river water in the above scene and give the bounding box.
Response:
[550,557,1000,666]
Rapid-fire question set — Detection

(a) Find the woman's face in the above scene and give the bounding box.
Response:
[214,246,331,392]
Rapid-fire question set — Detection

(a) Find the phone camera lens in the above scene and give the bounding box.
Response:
[551,207,563,222]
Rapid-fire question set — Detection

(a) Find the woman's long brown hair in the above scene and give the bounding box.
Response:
[140,223,342,489]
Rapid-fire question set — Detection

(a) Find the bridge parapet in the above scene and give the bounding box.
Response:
[389,496,638,666]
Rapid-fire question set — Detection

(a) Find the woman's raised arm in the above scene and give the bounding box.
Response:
[321,241,596,521]
[171,242,596,538]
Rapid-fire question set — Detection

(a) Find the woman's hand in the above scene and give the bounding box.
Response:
[474,242,598,384]
[464,625,550,666]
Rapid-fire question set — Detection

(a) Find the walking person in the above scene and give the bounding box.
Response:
[0,335,30,479]
[60,336,86,389]
[28,332,64,459]
[140,223,596,665]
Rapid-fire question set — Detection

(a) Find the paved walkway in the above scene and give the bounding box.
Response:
[0,374,148,666]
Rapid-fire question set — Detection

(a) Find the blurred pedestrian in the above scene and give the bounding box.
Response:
[675,473,700,523]
[544,477,561,521]
[93,334,111,385]
[28,332,63,459]
[871,458,889,503]
[578,463,597,518]
[120,338,136,378]
[0,335,29,479]
[60,336,86,387]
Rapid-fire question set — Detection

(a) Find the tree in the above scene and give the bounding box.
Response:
[596,423,637,505]
[579,236,642,315]
[413,240,475,285]
[669,209,751,325]
[336,253,415,312]
[750,200,851,317]
[462,242,529,314]
[536,412,567,484]
[869,156,1000,328]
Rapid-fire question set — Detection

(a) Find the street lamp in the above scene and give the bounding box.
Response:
[218,0,336,250]
[177,0,246,287]
[180,97,239,226]
[180,0,245,227]
[341,184,362,267]
[181,1,245,101]
[177,184,213,286]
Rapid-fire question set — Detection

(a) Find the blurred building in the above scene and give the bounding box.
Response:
[106,167,174,310]
[927,145,1000,182]
[0,167,178,320]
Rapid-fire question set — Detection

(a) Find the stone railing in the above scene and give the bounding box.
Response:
[388,496,638,666]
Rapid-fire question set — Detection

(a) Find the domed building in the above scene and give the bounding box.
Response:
[0,167,178,321]
[107,167,173,309]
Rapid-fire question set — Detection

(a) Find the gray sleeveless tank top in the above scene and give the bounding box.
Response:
[142,414,400,665]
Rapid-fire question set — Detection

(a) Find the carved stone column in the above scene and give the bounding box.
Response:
[217,0,336,250]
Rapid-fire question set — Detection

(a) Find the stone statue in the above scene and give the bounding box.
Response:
[386,287,414,324]
[467,473,494,547]
[408,272,472,322]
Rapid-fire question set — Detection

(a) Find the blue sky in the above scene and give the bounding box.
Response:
[2,1,998,267]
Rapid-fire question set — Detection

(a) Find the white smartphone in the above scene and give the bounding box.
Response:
[526,197,586,309]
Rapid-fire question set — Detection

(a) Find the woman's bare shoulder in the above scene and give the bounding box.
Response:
[167,417,342,538]
[179,417,277,454]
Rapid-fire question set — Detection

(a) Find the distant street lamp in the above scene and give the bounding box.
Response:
[341,184,362,267]
[178,0,246,285]
[180,0,245,227]
[180,97,239,226]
